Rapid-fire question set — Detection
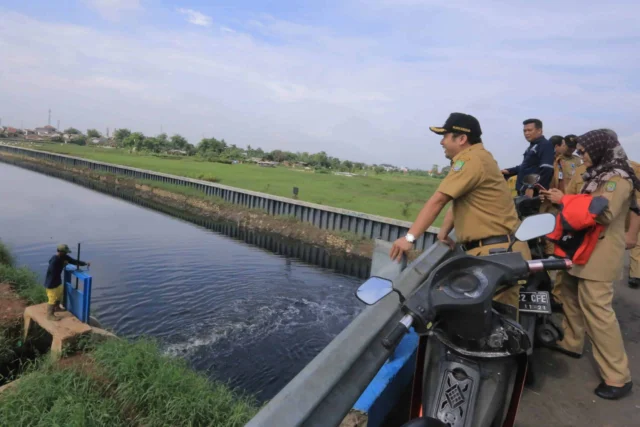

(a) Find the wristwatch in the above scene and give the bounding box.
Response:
[405,233,416,244]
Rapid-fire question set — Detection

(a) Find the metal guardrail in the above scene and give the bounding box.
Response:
[0,144,439,250]
[245,240,454,427]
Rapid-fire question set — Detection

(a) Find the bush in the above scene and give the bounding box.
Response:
[197,174,221,183]
[0,265,47,304]
[0,240,15,267]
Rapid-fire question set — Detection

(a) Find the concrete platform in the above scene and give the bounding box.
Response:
[23,303,92,358]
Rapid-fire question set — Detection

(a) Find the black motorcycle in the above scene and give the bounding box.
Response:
[355,213,571,427]
[512,174,564,351]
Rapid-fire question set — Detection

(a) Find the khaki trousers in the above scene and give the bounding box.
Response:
[558,274,631,385]
[630,233,640,279]
[552,270,565,301]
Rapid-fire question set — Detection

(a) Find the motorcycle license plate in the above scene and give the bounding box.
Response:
[519,291,552,314]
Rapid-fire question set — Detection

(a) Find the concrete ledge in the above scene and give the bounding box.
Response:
[23,304,92,358]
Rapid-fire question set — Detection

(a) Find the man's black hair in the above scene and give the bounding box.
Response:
[564,134,578,149]
[452,132,482,145]
[523,118,543,129]
[549,135,564,147]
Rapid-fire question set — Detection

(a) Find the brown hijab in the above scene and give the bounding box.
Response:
[578,129,640,213]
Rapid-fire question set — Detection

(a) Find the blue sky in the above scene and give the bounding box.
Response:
[1,0,639,169]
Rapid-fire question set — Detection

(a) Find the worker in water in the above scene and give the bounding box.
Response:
[389,112,531,312]
[44,244,90,321]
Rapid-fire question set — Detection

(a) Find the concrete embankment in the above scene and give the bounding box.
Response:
[0,149,411,261]
[0,144,437,258]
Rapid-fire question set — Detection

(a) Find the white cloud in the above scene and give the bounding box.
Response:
[178,8,213,27]
[85,0,142,20]
[0,5,639,169]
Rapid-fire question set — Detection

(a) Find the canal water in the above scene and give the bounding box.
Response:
[0,162,367,402]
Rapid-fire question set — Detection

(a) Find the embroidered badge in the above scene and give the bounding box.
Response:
[605,181,617,192]
[453,160,465,172]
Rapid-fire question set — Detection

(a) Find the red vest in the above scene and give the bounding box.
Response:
[546,194,609,265]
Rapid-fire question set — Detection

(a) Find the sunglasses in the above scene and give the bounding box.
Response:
[576,149,586,156]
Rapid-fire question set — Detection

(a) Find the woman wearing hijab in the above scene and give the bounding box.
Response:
[541,129,636,400]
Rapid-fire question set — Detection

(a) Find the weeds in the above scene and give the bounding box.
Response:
[197,173,221,183]
[0,264,47,305]
[0,240,15,267]
[0,364,126,426]
[92,338,258,426]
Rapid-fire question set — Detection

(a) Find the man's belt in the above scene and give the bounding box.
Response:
[461,235,513,251]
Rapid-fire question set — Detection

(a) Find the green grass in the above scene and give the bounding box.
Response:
[0,362,126,426]
[0,241,14,268]
[0,339,258,427]
[0,265,47,305]
[18,143,444,225]
[92,339,258,426]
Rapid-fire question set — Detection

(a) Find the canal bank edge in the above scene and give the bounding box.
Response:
[0,146,429,260]
[0,144,439,253]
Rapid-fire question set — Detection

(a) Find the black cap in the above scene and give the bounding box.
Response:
[429,112,482,140]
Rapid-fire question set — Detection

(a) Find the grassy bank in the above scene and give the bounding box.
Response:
[0,339,258,426]
[0,242,258,426]
[11,142,444,225]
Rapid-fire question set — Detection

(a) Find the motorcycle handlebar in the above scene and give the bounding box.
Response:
[381,257,572,352]
[382,314,414,349]
[527,258,572,272]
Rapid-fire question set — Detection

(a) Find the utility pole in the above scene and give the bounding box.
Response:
[106,127,110,138]
[48,108,51,126]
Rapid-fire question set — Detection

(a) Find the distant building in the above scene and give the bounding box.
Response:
[35,125,57,136]
[257,161,278,167]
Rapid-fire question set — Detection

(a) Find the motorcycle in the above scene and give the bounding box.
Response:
[355,213,572,427]
[512,174,565,352]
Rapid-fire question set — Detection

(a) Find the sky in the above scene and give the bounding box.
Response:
[1,0,639,169]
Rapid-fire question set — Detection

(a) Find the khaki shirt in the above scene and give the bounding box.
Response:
[437,143,520,243]
[570,176,633,282]
[565,164,587,195]
[550,155,582,191]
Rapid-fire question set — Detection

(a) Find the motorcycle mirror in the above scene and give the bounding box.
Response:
[355,277,394,305]
[523,174,541,186]
[514,213,556,242]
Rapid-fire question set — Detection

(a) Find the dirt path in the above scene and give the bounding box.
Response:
[517,261,640,427]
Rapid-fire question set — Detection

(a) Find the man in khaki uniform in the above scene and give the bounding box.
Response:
[550,135,582,193]
[542,135,582,257]
[390,112,531,310]
[541,130,634,399]
[507,175,518,198]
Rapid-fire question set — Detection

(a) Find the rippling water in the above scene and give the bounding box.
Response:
[0,162,366,401]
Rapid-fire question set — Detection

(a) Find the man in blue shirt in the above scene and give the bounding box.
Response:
[44,244,90,321]
[501,118,555,197]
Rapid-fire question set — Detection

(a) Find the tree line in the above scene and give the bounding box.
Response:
[60,127,445,175]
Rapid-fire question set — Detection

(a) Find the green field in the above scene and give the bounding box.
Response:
[14,143,445,225]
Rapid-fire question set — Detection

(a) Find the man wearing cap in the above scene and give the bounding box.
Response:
[390,112,531,310]
[43,244,90,321]
[501,119,555,197]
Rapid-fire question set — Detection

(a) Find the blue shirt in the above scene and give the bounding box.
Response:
[44,254,86,289]
[506,136,555,195]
